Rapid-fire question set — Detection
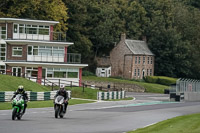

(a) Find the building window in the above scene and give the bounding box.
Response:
[143,56,145,64]
[135,56,137,64]
[0,26,6,39]
[138,69,140,76]
[0,44,6,61]
[151,57,153,64]
[26,67,38,77]
[138,57,141,64]
[150,69,152,76]
[46,68,78,78]
[19,24,25,33]
[0,65,5,74]
[148,57,150,64]
[12,47,22,56]
[134,69,137,76]
[147,69,149,76]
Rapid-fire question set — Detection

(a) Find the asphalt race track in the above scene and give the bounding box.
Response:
[1,93,200,133]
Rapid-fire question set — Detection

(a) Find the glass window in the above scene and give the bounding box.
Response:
[143,56,145,64]
[28,46,32,55]
[67,72,78,78]
[33,48,38,55]
[134,69,136,76]
[135,57,137,64]
[12,47,22,56]
[151,57,153,64]
[14,24,18,33]
[150,69,152,76]
[148,57,150,64]
[54,71,66,78]
[138,57,141,64]
[147,69,149,76]
[138,69,140,76]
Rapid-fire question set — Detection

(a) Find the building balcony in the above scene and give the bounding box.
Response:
[0,30,67,42]
[27,53,81,64]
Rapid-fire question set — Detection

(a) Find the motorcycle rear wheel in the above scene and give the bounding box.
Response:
[12,108,17,120]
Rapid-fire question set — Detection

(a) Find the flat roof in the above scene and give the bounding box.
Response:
[4,62,88,68]
[5,40,74,46]
[0,18,59,25]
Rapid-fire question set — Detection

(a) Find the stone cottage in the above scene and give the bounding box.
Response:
[110,33,154,79]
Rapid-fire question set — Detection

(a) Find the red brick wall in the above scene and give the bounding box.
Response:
[7,44,27,61]
[110,39,154,79]
[7,23,13,39]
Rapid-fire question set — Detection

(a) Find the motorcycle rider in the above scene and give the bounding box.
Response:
[54,84,69,113]
[12,85,28,114]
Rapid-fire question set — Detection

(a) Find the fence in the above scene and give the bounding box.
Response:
[0,91,71,102]
[97,91,125,100]
[176,78,200,93]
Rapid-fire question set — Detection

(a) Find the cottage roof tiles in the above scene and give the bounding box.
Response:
[125,39,154,55]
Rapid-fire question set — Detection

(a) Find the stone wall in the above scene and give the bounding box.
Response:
[82,80,145,92]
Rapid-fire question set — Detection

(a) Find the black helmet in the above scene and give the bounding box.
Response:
[18,85,24,93]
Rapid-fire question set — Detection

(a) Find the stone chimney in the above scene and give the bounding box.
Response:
[121,33,126,42]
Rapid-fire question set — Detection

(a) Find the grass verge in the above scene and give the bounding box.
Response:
[0,99,96,110]
[128,113,200,133]
[83,76,168,93]
[0,74,50,91]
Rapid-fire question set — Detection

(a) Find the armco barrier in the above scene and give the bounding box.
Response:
[97,91,125,100]
[0,91,71,102]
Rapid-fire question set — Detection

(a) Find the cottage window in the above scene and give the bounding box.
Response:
[12,47,22,56]
[138,57,141,64]
[151,57,153,64]
[135,57,137,64]
[148,57,150,64]
[143,56,145,64]
[134,69,137,76]
[147,69,149,76]
[138,69,140,76]
[150,69,152,76]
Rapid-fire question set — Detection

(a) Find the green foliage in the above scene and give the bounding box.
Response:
[0,75,50,92]
[83,76,168,93]
[144,76,177,86]
[0,0,68,32]
[128,113,200,133]
[82,71,95,76]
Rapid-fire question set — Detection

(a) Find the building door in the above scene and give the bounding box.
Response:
[142,69,145,79]
[12,67,22,77]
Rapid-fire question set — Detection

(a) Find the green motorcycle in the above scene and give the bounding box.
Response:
[11,94,25,120]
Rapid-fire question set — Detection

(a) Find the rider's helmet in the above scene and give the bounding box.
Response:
[17,85,24,94]
[60,84,65,92]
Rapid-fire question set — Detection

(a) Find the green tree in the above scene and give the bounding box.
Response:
[0,0,68,32]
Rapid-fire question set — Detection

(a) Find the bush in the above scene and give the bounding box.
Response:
[82,71,95,76]
[144,76,177,86]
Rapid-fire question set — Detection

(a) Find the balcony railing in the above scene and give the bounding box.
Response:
[0,30,67,42]
[27,53,81,64]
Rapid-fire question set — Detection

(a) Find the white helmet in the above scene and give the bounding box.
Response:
[60,84,65,89]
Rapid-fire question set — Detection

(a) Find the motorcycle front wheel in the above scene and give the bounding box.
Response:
[55,105,60,118]
[12,108,17,120]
